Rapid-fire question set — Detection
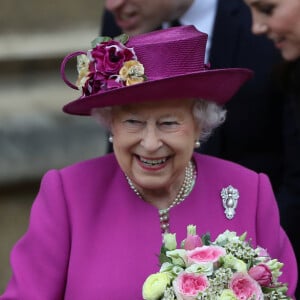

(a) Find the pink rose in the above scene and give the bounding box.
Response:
[229,272,263,300]
[184,234,202,250]
[187,246,226,265]
[91,41,135,75]
[248,264,272,287]
[173,272,209,300]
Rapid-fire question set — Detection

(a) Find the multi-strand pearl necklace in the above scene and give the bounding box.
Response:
[125,161,196,233]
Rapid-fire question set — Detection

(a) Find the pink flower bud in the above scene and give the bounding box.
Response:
[184,234,202,250]
[257,246,271,261]
[248,264,272,287]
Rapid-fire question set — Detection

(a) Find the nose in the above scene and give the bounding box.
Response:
[105,0,125,11]
[251,15,268,35]
[252,22,268,35]
[140,126,163,152]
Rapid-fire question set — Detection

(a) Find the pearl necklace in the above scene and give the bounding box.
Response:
[125,161,196,233]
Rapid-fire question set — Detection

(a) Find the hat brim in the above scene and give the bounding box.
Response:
[63,68,253,116]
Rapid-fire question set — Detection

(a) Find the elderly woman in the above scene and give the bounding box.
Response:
[0,26,297,299]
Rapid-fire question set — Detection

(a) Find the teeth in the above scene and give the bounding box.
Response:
[273,36,284,43]
[140,157,167,166]
[120,14,130,20]
[120,11,135,20]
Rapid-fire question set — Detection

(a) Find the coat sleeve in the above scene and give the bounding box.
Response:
[0,170,71,300]
[256,173,298,298]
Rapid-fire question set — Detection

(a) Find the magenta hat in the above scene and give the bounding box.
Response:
[61,25,253,116]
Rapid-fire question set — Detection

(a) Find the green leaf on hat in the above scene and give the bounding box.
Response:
[91,36,112,48]
[114,33,129,44]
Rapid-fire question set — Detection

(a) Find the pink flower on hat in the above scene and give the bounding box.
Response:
[90,40,136,76]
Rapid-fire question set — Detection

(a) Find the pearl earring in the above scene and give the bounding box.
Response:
[109,136,113,143]
[194,140,200,148]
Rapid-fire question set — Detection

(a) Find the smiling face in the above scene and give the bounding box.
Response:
[244,0,300,61]
[110,99,200,199]
[105,0,193,36]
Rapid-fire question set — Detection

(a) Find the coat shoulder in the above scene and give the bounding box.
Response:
[194,153,265,185]
[195,153,257,173]
[59,154,119,181]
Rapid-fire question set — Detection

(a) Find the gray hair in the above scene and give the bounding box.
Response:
[192,100,226,141]
[91,99,226,141]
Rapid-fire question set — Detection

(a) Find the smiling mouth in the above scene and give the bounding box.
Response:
[138,156,169,167]
[114,9,138,28]
[271,36,285,47]
[119,11,136,21]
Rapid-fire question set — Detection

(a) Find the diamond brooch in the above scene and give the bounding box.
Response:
[221,185,239,219]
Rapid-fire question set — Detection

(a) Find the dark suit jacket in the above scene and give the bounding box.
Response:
[100,0,284,192]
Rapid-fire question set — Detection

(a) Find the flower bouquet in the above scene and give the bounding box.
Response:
[142,225,291,300]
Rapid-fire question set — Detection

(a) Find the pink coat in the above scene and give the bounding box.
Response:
[1,153,297,299]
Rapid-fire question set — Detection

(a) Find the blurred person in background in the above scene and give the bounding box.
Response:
[243,0,300,297]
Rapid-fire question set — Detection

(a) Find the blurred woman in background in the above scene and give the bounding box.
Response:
[244,0,300,297]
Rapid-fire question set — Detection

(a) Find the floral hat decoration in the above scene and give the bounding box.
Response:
[61,25,253,116]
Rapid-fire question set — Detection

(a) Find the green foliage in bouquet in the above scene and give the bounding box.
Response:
[143,225,291,300]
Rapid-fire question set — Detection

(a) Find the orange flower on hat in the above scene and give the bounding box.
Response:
[119,60,146,86]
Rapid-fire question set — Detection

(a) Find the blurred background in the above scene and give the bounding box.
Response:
[0,0,107,291]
